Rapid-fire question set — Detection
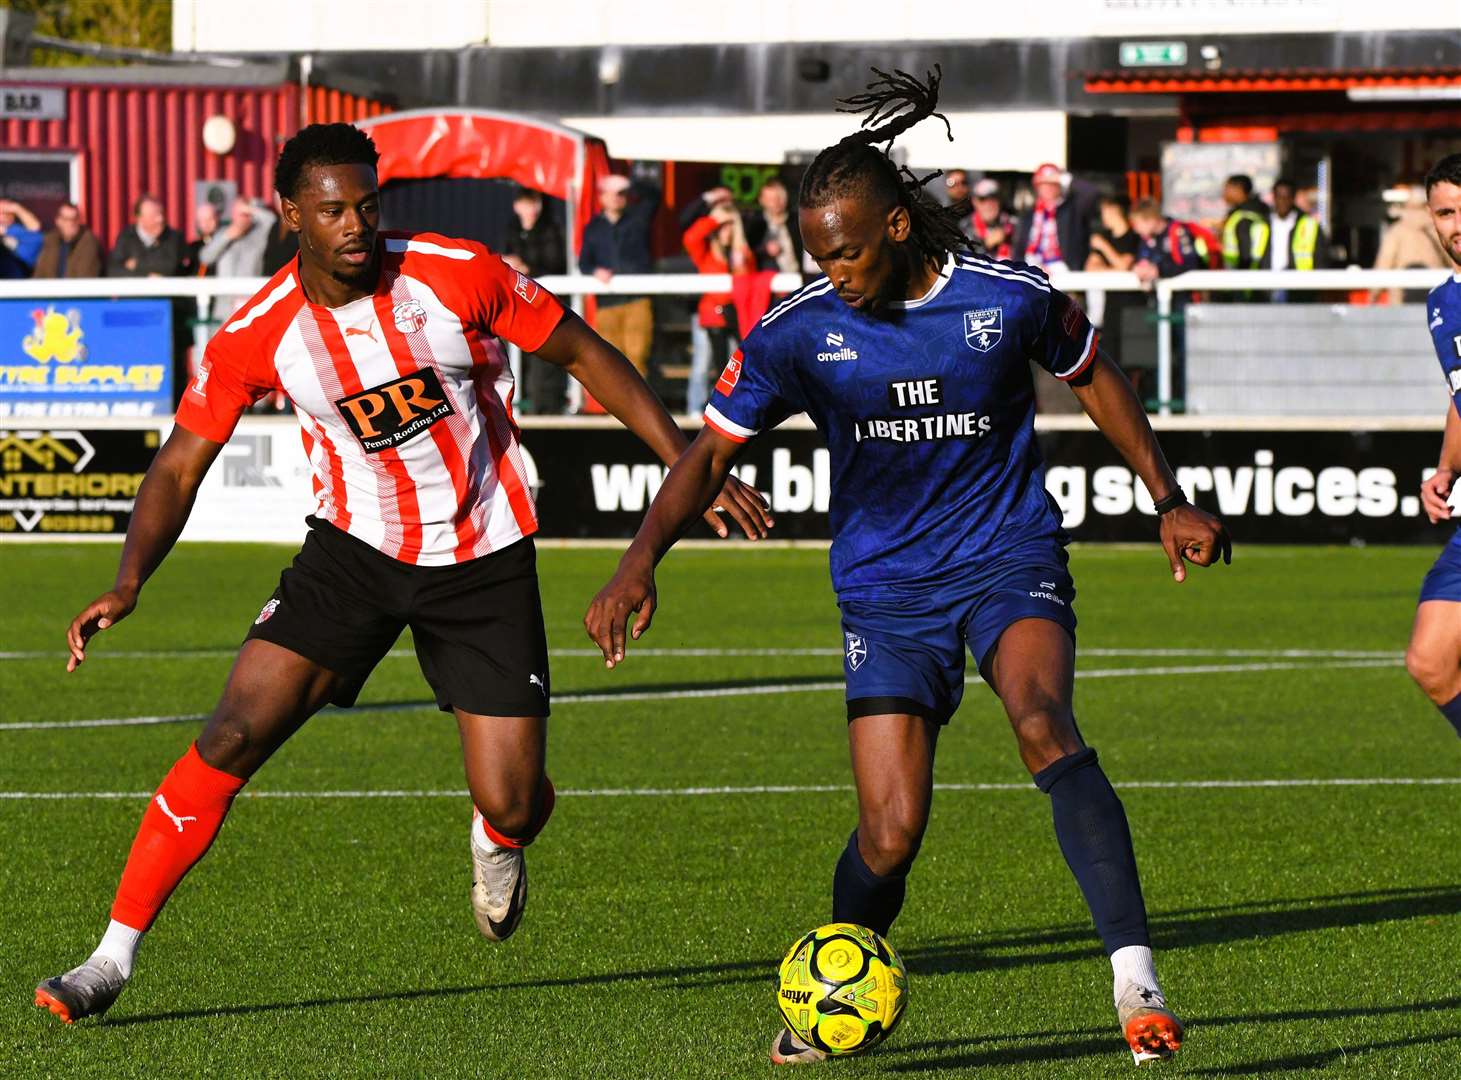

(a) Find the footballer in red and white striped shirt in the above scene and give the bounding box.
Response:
[36,123,771,1025]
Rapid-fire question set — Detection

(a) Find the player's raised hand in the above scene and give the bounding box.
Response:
[584,561,657,669]
[1159,504,1231,582]
[65,588,137,672]
[1421,467,1455,523]
[703,474,774,540]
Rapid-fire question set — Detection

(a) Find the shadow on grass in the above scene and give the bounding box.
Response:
[905,884,1461,975]
[102,885,1461,1030]
[882,997,1461,1073]
[345,673,848,715]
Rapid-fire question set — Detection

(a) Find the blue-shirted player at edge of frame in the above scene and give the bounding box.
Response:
[585,68,1231,1068]
[1405,152,1461,736]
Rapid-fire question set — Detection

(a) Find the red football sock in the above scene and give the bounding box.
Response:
[109,743,246,931]
[477,776,556,849]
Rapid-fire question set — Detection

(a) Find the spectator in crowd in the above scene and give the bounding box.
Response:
[1129,199,1210,403]
[185,202,220,277]
[503,187,569,414]
[1373,185,1448,304]
[1015,163,1090,272]
[198,196,278,319]
[1085,195,1139,272]
[261,213,298,276]
[0,198,44,278]
[1220,174,1271,271]
[1130,199,1210,285]
[744,177,803,274]
[942,169,976,239]
[1295,185,1320,216]
[970,178,1013,259]
[682,192,754,417]
[579,172,659,377]
[32,202,103,279]
[1268,178,1328,272]
[1084,195,1140,363]
[108,194,185,277]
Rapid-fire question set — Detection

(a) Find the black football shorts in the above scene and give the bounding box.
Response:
[245,517,550,716]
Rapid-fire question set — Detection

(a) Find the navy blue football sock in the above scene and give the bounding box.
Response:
[1440,692,1461,738]
[831,830,907,938]
[1034,747,1150,955]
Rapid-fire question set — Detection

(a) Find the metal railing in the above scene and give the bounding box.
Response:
[0,267,1450,417]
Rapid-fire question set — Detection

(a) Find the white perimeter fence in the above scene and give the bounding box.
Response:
[0,267,1452,418]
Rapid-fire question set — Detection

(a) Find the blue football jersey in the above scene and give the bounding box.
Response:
[1427,274,1461,413]
[704,253,1098,595]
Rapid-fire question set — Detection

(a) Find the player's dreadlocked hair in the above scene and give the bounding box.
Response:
[799,66,977,269]
[274,123,381,200]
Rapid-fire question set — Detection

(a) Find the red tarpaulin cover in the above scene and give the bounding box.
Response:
[358,109,611,252]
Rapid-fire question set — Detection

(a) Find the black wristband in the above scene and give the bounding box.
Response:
[1153,489,1188,515]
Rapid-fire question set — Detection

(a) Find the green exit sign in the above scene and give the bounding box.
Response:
[1119,42,1188,68]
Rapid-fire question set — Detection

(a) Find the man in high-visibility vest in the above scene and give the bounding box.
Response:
[1268,178,1328,273]
[1220,174,1271,271]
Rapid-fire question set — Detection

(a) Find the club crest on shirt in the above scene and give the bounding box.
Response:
[845,632,868,671]
[392,299,428,334]
[964,308,1003,352]
[255,598,279,625]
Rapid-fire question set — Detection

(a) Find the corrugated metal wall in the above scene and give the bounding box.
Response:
[0,81,389,251]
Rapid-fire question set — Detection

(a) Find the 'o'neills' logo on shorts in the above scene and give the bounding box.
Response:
[335,367,455,453]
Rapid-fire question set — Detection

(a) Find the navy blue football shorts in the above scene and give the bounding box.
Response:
[1420,530,1461,604]
[837,543,1077,725]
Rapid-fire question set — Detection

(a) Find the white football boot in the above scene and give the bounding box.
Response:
[470,809,527,941]
[1116,981,1184,1066]
[35,957,128,1024]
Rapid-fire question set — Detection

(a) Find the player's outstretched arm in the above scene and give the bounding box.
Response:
[533,310,771,540]
[1070,353,1231,582]
[65,427,226,671]
[585,427,748,668]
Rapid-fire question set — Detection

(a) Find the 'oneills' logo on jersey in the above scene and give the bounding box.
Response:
[392,299,428,334]
[335,367,455,453]
[715,349,743,397]
[964,308,1002,352]
[818,330,858,362]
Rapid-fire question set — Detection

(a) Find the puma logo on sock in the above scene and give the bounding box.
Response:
[155,794,198,833]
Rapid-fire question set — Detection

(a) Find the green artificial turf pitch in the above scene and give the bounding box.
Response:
[1,541,1458,1078]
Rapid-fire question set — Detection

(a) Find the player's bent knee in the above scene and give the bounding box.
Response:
[860,813,926,876]
[1008,708,1081,761]
[195,713,256,775]
[1405,641,1458,701]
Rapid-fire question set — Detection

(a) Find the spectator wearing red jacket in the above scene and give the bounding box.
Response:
[683,196,753,416]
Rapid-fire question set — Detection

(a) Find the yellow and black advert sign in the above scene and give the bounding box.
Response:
[0,428,159,535]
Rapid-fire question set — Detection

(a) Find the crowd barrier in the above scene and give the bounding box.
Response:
[0,267,1449,420]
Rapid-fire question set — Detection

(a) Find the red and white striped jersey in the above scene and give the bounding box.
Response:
[175,232,565,565]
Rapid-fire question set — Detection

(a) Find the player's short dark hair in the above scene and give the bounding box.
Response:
[1425,154,1461,195]
[798,66,975,271]
[1226,174,1254,196]
[274,123,380,201]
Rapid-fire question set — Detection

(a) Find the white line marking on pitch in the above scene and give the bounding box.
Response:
[0,776,1456,801]
[0,646,1404,662]
[0,658,1404,732]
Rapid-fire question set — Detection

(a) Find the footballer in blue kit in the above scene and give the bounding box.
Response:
[1405,152,1461,739]
[587,68,1230,1068]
